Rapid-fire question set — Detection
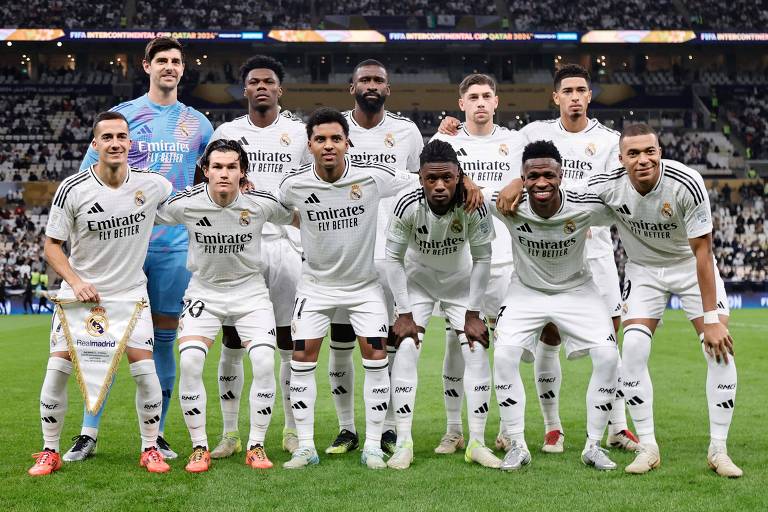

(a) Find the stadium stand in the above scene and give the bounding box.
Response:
[0,0,126,28]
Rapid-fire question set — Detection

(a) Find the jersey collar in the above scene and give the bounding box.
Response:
[460,124,498,138]
[347,109,387,129]
[525,188,565,219]
[89,164,131,188]
[557,117,597,134]
[204,183,241,207]
[313,155,350,182]
[246,109,281,129]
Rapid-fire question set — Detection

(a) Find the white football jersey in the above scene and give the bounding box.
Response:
[155,184,293,289]
[487,188,612,292]
[432,124,524,264]
[278,155,418,289]
[587,159,712,267]
[344,110,424,259]
[387,186,493,273]
[46,166,173,297]
[520,118,620,258]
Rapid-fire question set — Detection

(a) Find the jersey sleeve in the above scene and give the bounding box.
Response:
[468,200,494,247]
[250,191,294,225]
[681,173,713,239]
[45,182,76,241]
[406,125,424,173]
[209,123,225,143]
[198,116,214,157]
[155,195,185,225]
[505,131,525,181]
[606,140,621,172]
[372,167,420,198]
[387,190,417,245]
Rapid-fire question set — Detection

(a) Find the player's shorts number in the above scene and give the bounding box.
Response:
[181,299,206,319]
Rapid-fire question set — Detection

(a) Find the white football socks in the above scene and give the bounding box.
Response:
[534,341,562,434]
[290,360,317,450]
[586,346,619,443]
[460,335,491,444]
[362,357,390,451]
[391,336,421,445]
[328,340,356,433]
[39,357,72,452]
[621,324,656,445]
[178,341,208,449]
[218,346,244,435]
[701,334,737,449]
[442,327,465,435]
[247,343,276,448]
[278,349,295,430]
[494,345,526,445]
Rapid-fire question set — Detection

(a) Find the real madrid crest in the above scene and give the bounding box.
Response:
[384,133,395,148]
[135,190,145,206]
[585,143,597,156]
[499,143,509,156]
[451,218,463,234]
[85,306,109,336]
[350,184,362,200]
[240,210,251,226]
[661,201,673,219]
[563,219,576,234]
[179,122,189,137]
[280,133,291,147]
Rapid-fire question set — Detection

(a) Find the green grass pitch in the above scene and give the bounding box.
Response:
[1,310,766,511]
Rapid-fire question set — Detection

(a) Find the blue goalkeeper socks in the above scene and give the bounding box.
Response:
[153,328,177,433]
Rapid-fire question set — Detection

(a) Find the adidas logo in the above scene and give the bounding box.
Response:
[456,147,468,156]
[626,395,644,406]
[498,398,517,407]
[417,225,428,235]
[304,193,320,204]
[717,301,726,310]
[291,401,308,410]
[616,389,625,398]
[473,402,489,414]
[331,386,348,396]
[196,217,212,227]
[184,408,202,416]
[595,402,613,412]
[41,416,58,424]
[616,204,631,215]
[378,325,388,334]
[716,399,734,409]
[516,223,533,233]
[268,328,276,336]
[444,389,460,398]
[371,402,388,411]
[220,390,236,400]
[606,333,616,343]
[237,136,248,146]
[144,415,160,425]
[257,407,272,415]
[539,390,556,400]
[87,202,104,214]
[396,404,412,414]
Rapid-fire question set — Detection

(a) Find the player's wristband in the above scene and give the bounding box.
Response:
[703,311,719,324]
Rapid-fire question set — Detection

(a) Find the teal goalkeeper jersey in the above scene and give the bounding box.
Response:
[81,93,213,252]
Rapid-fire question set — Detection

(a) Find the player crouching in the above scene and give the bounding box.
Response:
[385,140,498,469]
[155,139,296,472]
[489,141,621,471]
[29,112,173,475]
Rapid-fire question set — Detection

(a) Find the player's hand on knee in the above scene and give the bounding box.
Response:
[497,178,524,216]
[73,280,99,303]
[437,116,460,135]
[393,313,420,348]
[464,311,489,350]
[703,322,734,364]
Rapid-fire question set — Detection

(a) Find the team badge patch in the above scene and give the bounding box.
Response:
[350,184,362,200]
[451,219,463,234]
[499,143,509,156]
[179,122,189,137]
[280,133,291,147]
[384,133,395,148]
[85,306,109,337]
[661,202,673,218]
[585,143,597,156]
[239,210,251,226]
[563,219,576,234]
[135,191,145,206]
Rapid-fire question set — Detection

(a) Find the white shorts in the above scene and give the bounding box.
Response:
[494,276,618,362]
[332,260,396,327]
[178,299,277,347]
[263,237,302,327]
[621,258,729,321]
[483,261,513,319]
[293,280,389,340]
[50,302,155,353]
[407,264,469,332]
[588,254,622,317]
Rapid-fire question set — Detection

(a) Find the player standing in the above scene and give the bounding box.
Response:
[430,73,524,454]
[385,140,499,469]
[277,108,422,469]
[440,64,636,454]
[586,124,741,477]
[490,140,620,471]
[29,112,173,476]
[324,59,424,455]
[65,37,213,461]
[155,140,295,472]
[206,55,310,458]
